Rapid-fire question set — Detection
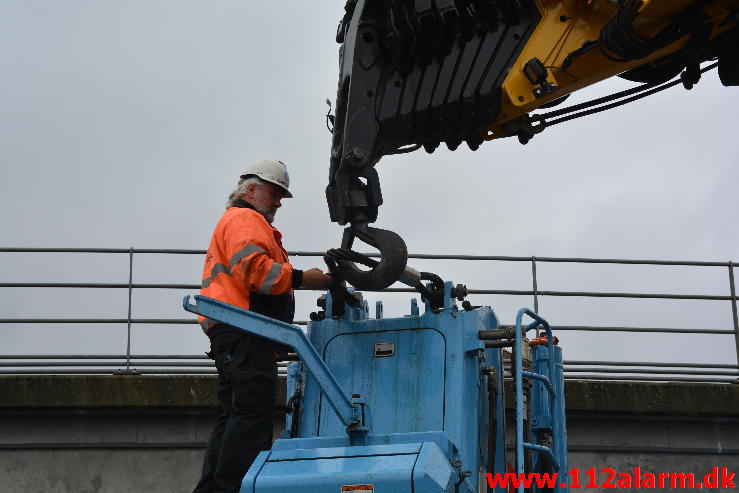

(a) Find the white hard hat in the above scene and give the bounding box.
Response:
[239,159,292,198]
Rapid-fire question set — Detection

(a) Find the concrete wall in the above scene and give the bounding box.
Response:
[1,376,737,493]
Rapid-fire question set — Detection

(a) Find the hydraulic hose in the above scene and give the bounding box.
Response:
[286,373,304,439]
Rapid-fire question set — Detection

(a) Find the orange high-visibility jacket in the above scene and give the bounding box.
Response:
[198,202,298,333]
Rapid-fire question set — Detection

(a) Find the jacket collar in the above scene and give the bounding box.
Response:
[231,199,257,211]
[231,200,281,242]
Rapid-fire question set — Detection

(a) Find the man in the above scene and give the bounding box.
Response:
[193,159,332,493]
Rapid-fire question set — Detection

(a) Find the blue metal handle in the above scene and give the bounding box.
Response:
[521,370,555,397]
[183,295,361,429]
[514,307,560,493]
[523,442,560,470]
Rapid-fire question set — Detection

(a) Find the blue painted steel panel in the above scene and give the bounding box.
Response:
[318,328,446,436]
[269,431,456,459]
[255,454,416,493]
[240,451,269,493]
[247,441,455,493]
[268,443,421,461]
[413,441,456,493]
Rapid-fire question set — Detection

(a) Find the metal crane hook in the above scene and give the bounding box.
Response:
[334,224,408,291]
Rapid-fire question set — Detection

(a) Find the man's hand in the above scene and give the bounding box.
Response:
[301,268,333,289]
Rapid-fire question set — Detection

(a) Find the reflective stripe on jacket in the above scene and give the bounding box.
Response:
[198,202,295,333]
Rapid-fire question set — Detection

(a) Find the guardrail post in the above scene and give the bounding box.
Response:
[729,261,739,367]
[531,256,540,336]
[126,247,133,371]
[531,256,539,312]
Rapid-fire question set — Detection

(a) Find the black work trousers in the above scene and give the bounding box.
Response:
[193,329,277,493]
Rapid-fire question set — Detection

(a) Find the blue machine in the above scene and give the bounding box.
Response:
[184,282,568,493]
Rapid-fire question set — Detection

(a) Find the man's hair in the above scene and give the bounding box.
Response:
[226,176,264,208]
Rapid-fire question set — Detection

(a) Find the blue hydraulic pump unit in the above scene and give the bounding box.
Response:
[184,280,568,493]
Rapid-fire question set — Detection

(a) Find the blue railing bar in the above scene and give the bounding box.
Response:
[519,308,557,392]
[522,442,560,470]
[514,307,558,490]
[521,370,556,395]
[183,295,359,428]
[513,311,525,479]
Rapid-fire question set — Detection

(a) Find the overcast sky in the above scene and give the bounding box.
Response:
[1,1,738,369]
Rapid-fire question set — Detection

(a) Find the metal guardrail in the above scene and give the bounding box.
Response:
[1,247,737,383]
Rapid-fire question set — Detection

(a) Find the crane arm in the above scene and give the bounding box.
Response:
[326,0,739,290]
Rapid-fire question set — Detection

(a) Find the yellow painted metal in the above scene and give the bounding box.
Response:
[485,0,739,139]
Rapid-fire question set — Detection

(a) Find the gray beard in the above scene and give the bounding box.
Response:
[245,197,276,224]
[259,208,276,224]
